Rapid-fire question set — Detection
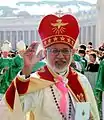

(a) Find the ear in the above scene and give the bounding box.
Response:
[71,49,75,56]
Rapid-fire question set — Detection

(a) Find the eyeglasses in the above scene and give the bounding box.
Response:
[47,48,71,55]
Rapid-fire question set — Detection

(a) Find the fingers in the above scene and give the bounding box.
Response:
[36,50,45,61]
[23,42,44,67]
[26,42,39,53]
[24,42,39,58]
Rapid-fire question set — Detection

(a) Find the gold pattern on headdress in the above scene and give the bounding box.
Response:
[53,37,58,41]
[70,38,74,45]
[60,36,65,41]
[67,38,71,43]
[48,39,51,43]
[51,19,68,34]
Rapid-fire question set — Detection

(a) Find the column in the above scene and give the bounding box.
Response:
[28,30,31,45]
[80,26,83,44]
[90,25,93,43]
[96,0,104,48]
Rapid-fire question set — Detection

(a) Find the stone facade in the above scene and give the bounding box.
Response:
[0,7,98,49]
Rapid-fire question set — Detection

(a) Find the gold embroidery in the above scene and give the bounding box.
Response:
[51,19,68,34]
[67,38,75,46]
[51,19,68,29]
[77,93,85,102]
[60,36,65,41]
[67,38,71,43]
[53,37,58,41]
[70,38,74,46]
[48,39,51,43]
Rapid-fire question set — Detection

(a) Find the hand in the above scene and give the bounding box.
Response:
[22,41,44,76]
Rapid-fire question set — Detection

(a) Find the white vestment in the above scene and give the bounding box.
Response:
[0,72,100,120]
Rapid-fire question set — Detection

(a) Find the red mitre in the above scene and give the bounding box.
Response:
[38,14,79,49]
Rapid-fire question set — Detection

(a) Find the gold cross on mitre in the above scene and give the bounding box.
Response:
[51,19,68,34]
[55,10,64,17]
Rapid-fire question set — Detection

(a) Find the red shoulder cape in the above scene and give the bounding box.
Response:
[5,66,86,110]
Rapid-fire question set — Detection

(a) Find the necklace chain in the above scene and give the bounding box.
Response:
[50,86,72,120]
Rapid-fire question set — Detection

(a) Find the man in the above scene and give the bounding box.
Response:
[99,43,104,52]
[1,40,12,58]
[0,40,24,99]
[72,52,85,74]
[79,44,86,51]
[0,40,45,100]
[0,40,13,99]
[87,52,99,72]
[0,14,99,120]
[95,59,104,119]
[78,49,87,74]
[87,42,93,50]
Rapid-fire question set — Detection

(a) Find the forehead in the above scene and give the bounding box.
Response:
[48,43,71,49]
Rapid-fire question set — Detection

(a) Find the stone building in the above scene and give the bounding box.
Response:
[0,1,98,49]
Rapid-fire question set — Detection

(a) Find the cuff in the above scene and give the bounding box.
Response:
[18,71,30,79]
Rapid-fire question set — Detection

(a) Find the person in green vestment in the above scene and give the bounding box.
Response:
[72,53,86,74]
[0,40,24,99]
[94,59,104,118]
[0,41,46,99]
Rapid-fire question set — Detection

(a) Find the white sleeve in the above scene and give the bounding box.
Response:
[20,90,42,113]
[17,71,26,79]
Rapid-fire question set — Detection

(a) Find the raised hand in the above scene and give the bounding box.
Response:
[22,41,44,76]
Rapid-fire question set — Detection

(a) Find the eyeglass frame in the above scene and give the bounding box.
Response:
[47,48,72,56]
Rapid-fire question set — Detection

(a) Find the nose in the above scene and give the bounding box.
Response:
[57,51,64,58]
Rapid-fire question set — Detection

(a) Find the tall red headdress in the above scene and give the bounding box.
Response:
[38,14,79,49]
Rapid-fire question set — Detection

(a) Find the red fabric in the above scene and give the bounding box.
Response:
[5,82,16,109]
[5,78,30,109]
[38,66,86,101]
[16,78,30,95]
[5,66,86,110]
[38,66,54,82]
[68,67,86,101]
[38,14,79,48]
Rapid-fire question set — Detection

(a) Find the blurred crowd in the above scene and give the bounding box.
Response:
[71,42,104,74]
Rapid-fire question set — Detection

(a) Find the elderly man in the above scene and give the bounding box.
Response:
[0,14,99,120]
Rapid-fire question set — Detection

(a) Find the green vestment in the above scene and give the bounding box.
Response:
[94,60,104,116]
[0,55,24,94]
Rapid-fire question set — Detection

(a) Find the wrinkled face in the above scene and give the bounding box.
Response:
[45,43,72,73]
